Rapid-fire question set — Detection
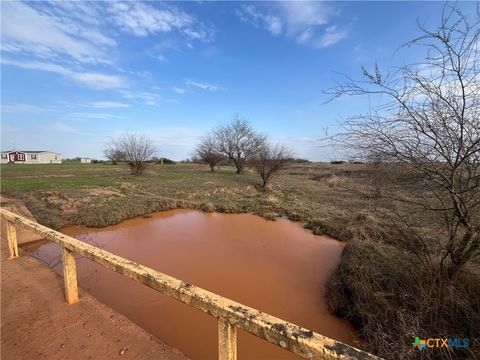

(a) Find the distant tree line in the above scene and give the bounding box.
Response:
[63,157,104,163]
[148,157,176,164]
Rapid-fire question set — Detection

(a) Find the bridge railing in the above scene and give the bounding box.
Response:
[1,208,380,360]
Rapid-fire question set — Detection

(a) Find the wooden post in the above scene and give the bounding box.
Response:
[6,220,19,259]
[62,247,78,304]
[218,320,237,360]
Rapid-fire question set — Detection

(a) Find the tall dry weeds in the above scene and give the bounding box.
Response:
[327,241,480,360]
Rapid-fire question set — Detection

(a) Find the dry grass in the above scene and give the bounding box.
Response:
[1,162,376,231]
[327,241,480,360]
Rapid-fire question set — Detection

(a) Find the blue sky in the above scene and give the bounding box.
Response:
[1,1,476,160]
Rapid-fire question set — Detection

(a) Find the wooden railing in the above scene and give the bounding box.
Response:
[1,209,381,360]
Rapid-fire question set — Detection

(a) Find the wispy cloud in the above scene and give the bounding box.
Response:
[314,25,348,48]
[236,4,283,36]
[353,44,370,63]
[2,58,68,75]
[1,58,126,90]
[63,112,126,121]
[120,89,180,106]
[88,101,131,109]
[172,87,187,94]
[73,72,126,90]
[120,90,160,105]
[1,1,113,65]
[277,2,332,33]
[185,80,227,92]
[237,2,348,48]
[1,1,214,62]
[1,1,215,92]
[1,102,127,123]
[1,104,58,113]
[48,122,91,135]
[107,2,214,41]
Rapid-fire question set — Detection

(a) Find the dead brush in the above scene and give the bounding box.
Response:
[327,241,480,360]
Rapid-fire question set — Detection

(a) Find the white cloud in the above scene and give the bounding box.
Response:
[185,80,227,92]
[119,90,180,106]
[236,5,283,36]
[135,92,160,105]
[72,72,126,90]
[314,26,348,48]
[237,2,347,48]
[1,104,58,113]
[353,44,369,63]
[43,1,104,27]
[1,58,126,90]
[1,1,215,94]
[63,112,126,121]
[277,2,332,32]
[296,28,314,44]
[2,58,70,75]
[1,1,214,63]
[107,2,214,41]
[1,1,112,64]
[172,87,187,94]
[266,17,284,36]
[88,101,131,108]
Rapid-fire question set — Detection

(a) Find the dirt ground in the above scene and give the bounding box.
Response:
[0,195,43,244]
[0,208,189,359]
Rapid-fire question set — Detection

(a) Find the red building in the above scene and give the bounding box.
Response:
[7,151,26,162]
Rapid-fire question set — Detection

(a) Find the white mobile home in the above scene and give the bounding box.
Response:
[1,150,62,164]
[80,157,92,163]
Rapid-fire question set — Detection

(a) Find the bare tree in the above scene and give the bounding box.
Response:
[105,133,156,175]
[215,115,266,173]
[325,5,480,279]
[103,147,124,165]
[250,142,293,188]
[194,134,225,171]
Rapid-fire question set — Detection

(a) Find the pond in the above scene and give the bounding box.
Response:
[23,210,358,359]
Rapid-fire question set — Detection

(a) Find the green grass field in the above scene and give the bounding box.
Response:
[1,162,376,237]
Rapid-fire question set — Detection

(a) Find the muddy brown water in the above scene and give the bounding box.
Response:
[22,210,358,359]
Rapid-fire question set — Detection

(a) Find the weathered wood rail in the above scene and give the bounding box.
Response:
[1,209,381,360]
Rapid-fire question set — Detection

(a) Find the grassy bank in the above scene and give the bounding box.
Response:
[1,162,478,359]
[0,162,378,234]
